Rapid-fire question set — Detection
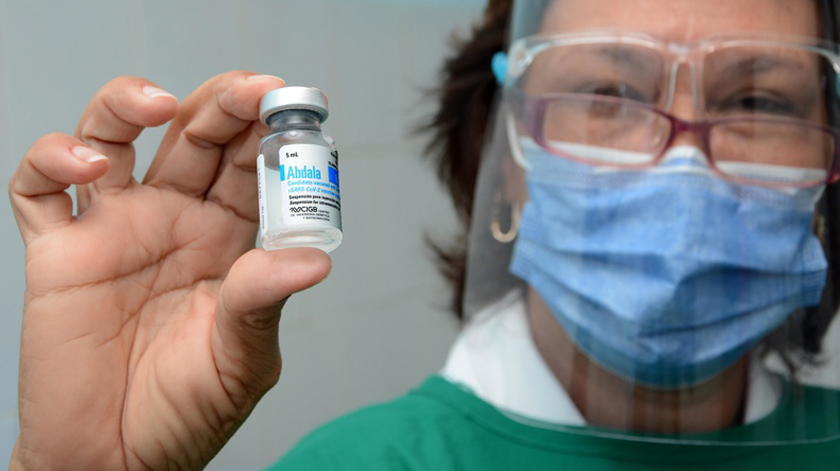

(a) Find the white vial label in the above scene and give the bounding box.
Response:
[257,153,268,237]
[279,143,341,228]
[257,143,342,254]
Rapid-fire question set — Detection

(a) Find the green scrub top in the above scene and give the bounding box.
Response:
[268,375,840,470]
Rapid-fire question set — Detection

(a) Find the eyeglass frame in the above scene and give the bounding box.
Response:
[507,89,840,187]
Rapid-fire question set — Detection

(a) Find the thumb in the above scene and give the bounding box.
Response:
[211,247,331,405]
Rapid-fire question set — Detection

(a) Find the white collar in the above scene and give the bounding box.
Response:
[441,291,782,426]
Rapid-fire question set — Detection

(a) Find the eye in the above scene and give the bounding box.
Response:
[717,92,797,116]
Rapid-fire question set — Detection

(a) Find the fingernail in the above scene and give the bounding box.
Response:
[142,85,176,100]
[71,146,108,163]
[248,74,285,84]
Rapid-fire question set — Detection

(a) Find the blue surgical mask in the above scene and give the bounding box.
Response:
[509,143,828,388]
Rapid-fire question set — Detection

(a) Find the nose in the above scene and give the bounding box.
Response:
[666,67,709,152]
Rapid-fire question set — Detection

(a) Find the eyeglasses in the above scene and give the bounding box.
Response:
[510,90,840,187]
[502,32,840,186]
[504,32,840,118]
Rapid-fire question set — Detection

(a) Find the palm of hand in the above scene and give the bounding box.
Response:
[21,186,260,469]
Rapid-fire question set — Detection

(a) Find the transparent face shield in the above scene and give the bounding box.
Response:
[463,0,840,442]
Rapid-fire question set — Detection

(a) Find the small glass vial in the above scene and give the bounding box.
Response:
[257,87,342,252]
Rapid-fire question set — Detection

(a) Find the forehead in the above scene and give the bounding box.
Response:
[540,0,820,41]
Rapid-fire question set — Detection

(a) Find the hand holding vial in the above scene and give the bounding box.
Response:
[8,72,332,471]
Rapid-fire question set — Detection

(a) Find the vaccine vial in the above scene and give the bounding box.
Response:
[257,87,342,252]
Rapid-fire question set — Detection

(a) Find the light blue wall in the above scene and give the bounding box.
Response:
[0,1,483,469]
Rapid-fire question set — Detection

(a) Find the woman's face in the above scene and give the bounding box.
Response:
[520,0,827,433]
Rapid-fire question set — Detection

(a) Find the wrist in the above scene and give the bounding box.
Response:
[9,440,45,471]
[10,440,27,471]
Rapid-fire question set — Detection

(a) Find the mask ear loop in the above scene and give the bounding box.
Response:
[490,191,521,243]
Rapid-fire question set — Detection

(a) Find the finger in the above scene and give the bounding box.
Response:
[211,248,331,404]
[205,121,268,222]
[9,134,109,243]
[143,72,284,196]
[75,77,179,195]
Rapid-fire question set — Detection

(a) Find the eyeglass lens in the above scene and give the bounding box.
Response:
[522,42,837,184]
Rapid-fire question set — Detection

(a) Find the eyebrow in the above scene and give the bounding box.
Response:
[589,45,660,72]
[713,54,812,81]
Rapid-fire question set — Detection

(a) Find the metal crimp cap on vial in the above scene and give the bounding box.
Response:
[259,86,329,125]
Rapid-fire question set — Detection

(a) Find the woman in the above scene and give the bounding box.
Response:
[10,0,840,469]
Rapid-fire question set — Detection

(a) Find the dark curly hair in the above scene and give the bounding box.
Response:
[419,0,513,321]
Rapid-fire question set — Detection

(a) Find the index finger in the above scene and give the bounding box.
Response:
[75,77,179,193]
[142,71,284,196]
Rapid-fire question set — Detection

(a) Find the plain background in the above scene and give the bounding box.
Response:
[0,1,483,469]
[7,2,840,470]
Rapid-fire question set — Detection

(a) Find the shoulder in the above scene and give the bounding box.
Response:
[267,376,472,471]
